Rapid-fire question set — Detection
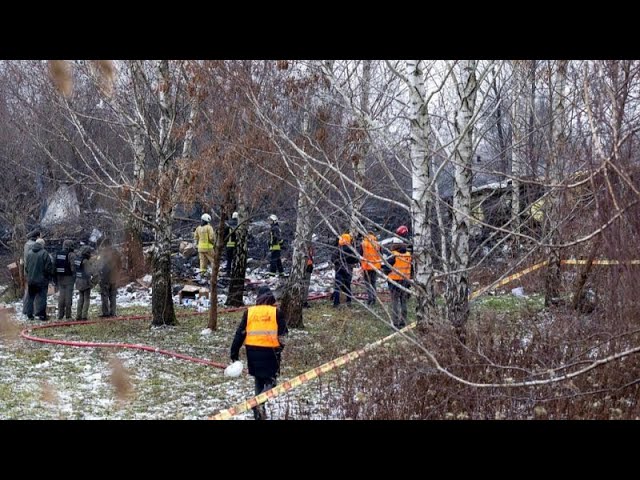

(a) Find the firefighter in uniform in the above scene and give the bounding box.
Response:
[224,211,239,276]
[194,213,217,278]
[230,286,288,420]
[267,214,284,276]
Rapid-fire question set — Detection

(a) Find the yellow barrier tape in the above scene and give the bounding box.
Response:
[212,257,640,420]
[210,323,416,420]
[561,259,640,265]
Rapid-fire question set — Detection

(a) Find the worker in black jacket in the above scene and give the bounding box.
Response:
[230,286,288,420]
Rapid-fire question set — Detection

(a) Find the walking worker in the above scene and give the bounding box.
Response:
[97,238,122,317]
[358,229,382,306]
[24,237,54,321]
[74,245,94,321]
[54,239,76,320]
[382,242,413,329]
[229,285,288,420]
[267,214,284,276]
[194,213,216,278]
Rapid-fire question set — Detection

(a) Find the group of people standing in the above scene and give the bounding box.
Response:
[331,226,413,328]
[193,212,286,280]
[21,230,122,321]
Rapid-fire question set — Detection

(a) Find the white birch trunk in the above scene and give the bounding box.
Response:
[280,163,313,329]
[349,60,371,234]
[545,60,568,305]
[125,60,147,280]
[511,61,528,240]
[445,60,478,332]
[151,60,177,326]
[407,60,436,325]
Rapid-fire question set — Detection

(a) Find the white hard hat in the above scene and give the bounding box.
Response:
[268,214,278,222]
[232,211,239,219]
[201,213,211,223]
[311,233,318,242]
[224,360,243,378]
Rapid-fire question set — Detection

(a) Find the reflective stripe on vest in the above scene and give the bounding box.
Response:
[389,252,411,281]
[361,235,381,271]
[196,225,214,251]
[244,305,279,348]
[75,258,89,279]
[269,229,282,251]
[56,251,72,275]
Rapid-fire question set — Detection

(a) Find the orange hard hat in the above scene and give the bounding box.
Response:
[338,233,352,246]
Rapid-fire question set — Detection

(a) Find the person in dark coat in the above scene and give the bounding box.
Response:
[54,239,76,320]
[97,238,122,317]
[230,285,288,420]
[24,238,54,321]
[267,214,285,276]
[74,246,94,321]
[224,211,239,276]
[331,233,359,307]
[21,229,41,315]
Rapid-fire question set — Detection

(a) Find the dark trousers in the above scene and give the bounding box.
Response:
[76,288,91,320]
[225,247,235,274]
[253,376,276,420]
[389,281,409,327]
[333,269,353,305]
[362,269,378,305]
[57,275,75,319]
[24,283,48,319]
[269,249,283,274]
[100,282,117,316]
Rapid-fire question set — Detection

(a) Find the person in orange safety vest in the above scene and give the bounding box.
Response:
[357,230,382,306]
[382,243,412,329]
[230,285,288,420]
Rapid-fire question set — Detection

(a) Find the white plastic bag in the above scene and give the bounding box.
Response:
[224,360,243,377]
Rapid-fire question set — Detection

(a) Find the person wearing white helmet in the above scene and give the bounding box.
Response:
[194,212,217,278]
[223,211,239,276]
[267,214,284,276]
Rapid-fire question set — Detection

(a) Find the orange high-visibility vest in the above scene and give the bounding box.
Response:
[244,305,280,348]
[389,252,411,281]
[361,234,381,271]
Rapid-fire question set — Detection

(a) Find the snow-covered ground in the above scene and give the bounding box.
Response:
[0,264,356,420]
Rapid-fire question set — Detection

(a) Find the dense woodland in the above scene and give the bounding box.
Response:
[1,60,640,418]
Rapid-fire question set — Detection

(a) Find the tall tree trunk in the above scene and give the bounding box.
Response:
[280,161,313,329]
[407,60,436,327]
[511,61,529,242]
[445,60,478,337]
[349,60,371,234]
[491,68,509,175]
[124,61,148,282]
[207,189,231,330]
[545,60,568,306]
[151,60,177,327]
[124,123,146,281]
